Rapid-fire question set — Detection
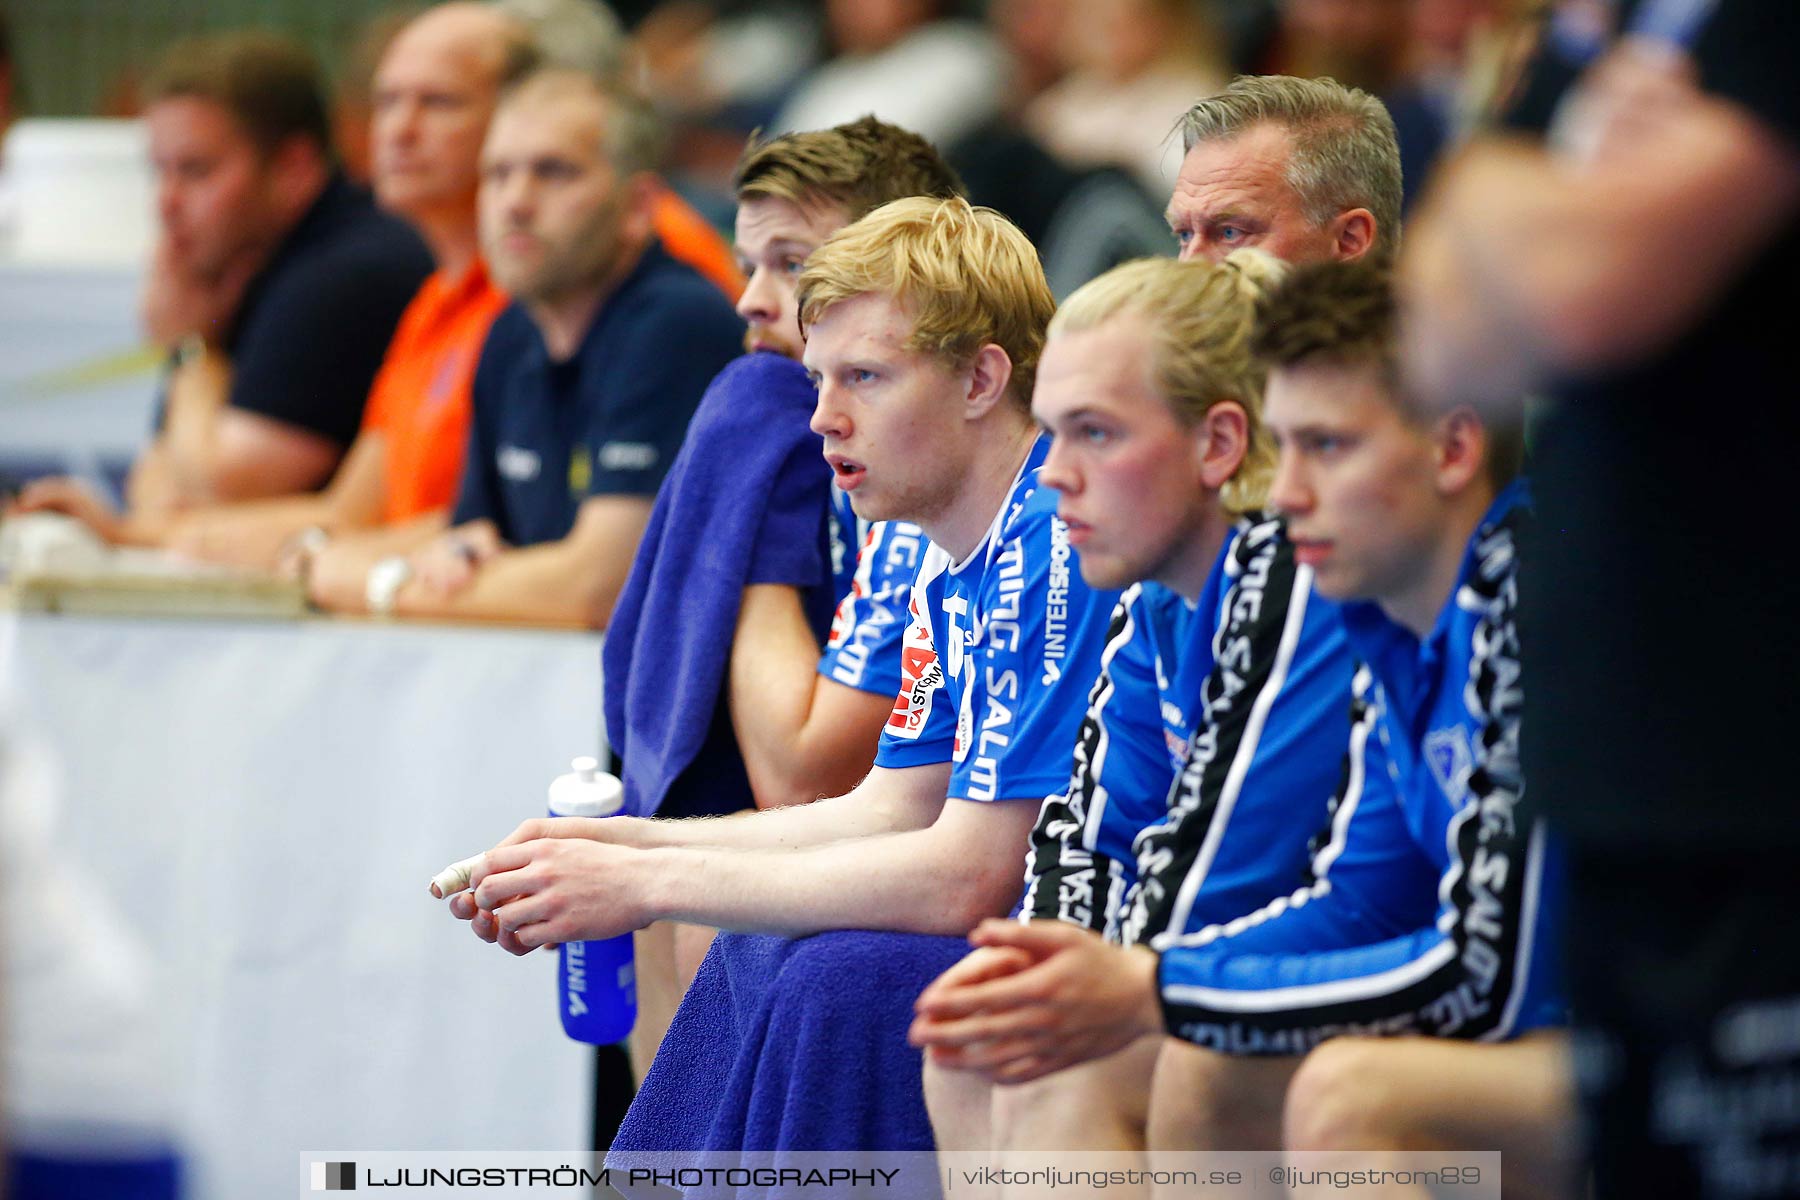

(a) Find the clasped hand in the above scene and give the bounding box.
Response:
[908,919,1164,1085]
[441,817,651,955]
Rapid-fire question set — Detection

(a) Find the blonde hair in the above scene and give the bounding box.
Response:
[1049,251,1287,513]
[1179,75,1401,259]
[797,197,1056,407]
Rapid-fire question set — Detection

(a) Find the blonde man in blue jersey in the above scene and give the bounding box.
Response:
[446,197,1125,1152]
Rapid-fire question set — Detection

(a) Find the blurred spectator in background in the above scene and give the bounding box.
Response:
[1241,0,1412,93]
[10,32,432,543]
[332,6,420,188]
[986,0,1074,113]
[947,0,1176,299]
[492,0,629,77]
[1023,0,1228,195]
[632,0,824,217]
[363,69,741,627]
[496,0,745,294]
[772,0,1003,150]
[1383,0,1539,210]
[153,3,531,582]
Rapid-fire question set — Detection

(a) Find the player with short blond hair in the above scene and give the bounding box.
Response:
[445,196,1123,1151]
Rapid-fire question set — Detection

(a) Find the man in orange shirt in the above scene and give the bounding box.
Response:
[149,2,741,598]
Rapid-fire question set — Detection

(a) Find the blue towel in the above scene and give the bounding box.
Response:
[614,929,970,1169]
[603,353,835,818]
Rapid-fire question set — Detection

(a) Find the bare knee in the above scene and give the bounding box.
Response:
[1284,1037,1403,1153]
[1148,1040,1292,1151]
[993,1067,1134,1150]
[923,1057,994,1153]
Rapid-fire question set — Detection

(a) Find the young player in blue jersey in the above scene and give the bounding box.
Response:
[725,118,952,812]
[443,197,1125,1152]
[599,118,963,1077]
[913,260,1580,1195]
[918,255,1367,1165]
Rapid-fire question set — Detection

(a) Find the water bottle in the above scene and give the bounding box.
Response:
[547,756,636,1044]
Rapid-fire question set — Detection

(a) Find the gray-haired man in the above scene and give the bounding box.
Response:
[1166,73,1400,267]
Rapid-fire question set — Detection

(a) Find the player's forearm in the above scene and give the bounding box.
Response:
[1403,142,1576,409]
[159,355,235,504]
[644,825,1018,938]
[626,772,939,852]
[729,584,883,807]
[395,542,622,628]
[729,584,829,801]
[121,444,186,532]
[1413,124,1798,394]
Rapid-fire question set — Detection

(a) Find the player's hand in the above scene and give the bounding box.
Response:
[443,816,637,920]
[410,520,504,596]
[8,477,125,543]
[909,919,1162,1084]
[455,838,655,954]
[920,942,1037,995]
[141,237,255,348]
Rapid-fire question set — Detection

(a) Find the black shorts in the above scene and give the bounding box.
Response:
[1567,851,1800,1199]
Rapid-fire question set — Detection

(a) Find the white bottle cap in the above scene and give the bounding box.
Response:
[547,755,623,818]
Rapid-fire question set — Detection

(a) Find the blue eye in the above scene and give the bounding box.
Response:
[1218,226,1244,243]
[782,257,806,276]
[851,368,877,385]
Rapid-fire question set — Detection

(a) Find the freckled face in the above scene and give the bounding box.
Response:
[803,291,978,531]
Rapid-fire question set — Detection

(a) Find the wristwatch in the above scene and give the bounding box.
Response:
[365,555,414,617]
[172,333,209,370]
[292,525,331,556]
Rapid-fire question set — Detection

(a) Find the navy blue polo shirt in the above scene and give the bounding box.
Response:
[153,173,432,450]
[451,241,746,546]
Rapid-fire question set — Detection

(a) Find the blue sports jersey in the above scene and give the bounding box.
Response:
[818,487,926,700]
[873,436,1120,804]
[1024,516,1358,943]
[1156,482,1567,1053]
